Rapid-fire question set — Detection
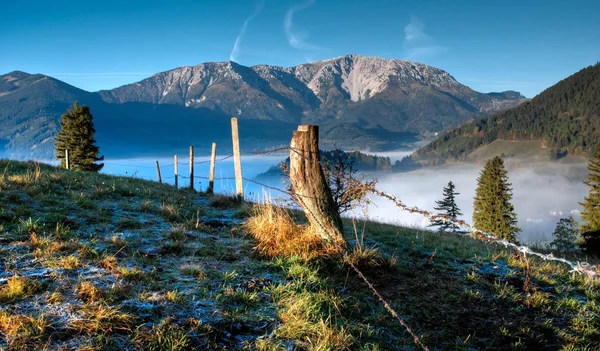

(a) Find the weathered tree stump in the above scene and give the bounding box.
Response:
[290,125,344,244]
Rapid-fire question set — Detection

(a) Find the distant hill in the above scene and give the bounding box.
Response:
[0,55,526,159]
[0,72,296,159]
[412,63,600,164]
[0,71,103,158]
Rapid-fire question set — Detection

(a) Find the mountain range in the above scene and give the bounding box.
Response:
[0,54,527,159]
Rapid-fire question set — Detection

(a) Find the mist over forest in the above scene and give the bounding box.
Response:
[355,153,590,243]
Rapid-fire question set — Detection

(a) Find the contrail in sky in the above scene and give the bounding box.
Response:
[284,0,322,51]
[230,0,266,62]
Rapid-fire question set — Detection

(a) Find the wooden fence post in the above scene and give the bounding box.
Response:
[156,161,162,183]
[174,155,178,189]
[208,142,217,194]
[289,125,344,243]
[65,150,70,170]
[189,146,194,190]
[231,117,243,200]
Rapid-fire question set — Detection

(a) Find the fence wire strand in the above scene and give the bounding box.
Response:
[292,189,430,351]
[241,146,290,156]
[371,189,600,278]
[287,146,600,277]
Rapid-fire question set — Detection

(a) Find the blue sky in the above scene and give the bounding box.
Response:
[1,0,598,97]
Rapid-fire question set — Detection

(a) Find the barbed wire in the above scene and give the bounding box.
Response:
[150,159,427,349]
[286,146,600,276]
[292,189,430,351]
[241,146,290,156]
[194,154,235,165]
[103,161,156,169]
[196,149,429,349]
[102,144,598,283]
[106,141,598,347]
[104,145,288,173]
[371,189,600,278]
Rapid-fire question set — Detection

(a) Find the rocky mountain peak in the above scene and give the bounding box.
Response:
[288,54,461,102]
[91,54,526,133]
[1,55,530,159]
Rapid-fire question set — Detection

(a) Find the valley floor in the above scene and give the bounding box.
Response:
[0,161,598,350]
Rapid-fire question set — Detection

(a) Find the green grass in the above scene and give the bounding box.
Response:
[0,160,598,350]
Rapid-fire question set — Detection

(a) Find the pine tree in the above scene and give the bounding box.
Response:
[430,181,465,233]
[473,156,521,242]
[550,217,579,253]
[55,102,104,172]
[580,143,600,253]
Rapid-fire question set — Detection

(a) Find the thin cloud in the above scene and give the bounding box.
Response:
[230,0,266,63]
[403,15,447,60]
[284,0,323,51]
[404,15,430,43]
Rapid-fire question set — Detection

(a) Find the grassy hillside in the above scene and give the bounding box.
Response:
[414,63,600,164]
[0,161,599,350]
[466,140,555,163]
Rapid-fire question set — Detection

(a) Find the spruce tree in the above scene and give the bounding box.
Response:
[580,143,600,253]
[430,181,465,233]
[550,217,579,253]
[55,102,104,172]
[473,156,521,242]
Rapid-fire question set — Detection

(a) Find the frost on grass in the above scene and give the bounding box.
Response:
[0,161,279,350]
[0,161,599,350]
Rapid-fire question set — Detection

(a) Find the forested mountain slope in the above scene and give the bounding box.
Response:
[413,63,600,163]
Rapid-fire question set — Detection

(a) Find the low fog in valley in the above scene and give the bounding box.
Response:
[359,154,590,244]
[99,152,591,245]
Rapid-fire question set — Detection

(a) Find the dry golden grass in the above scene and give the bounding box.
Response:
[160,202,181,222]
[244,202,338,260]
[30,233,63,259]
[165,290,183,303]
[275,291,353,350]
[76,281,105,303]
[108,234,128,248]
[344,245,388,268]
[47,291,63,305]
[0,311,52,349]
[0,276,28,303]
[342,221,390,268]
[46,255,83,270]
[98,255,119,271]
[68,305,134,334]
[7,163,42,186]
